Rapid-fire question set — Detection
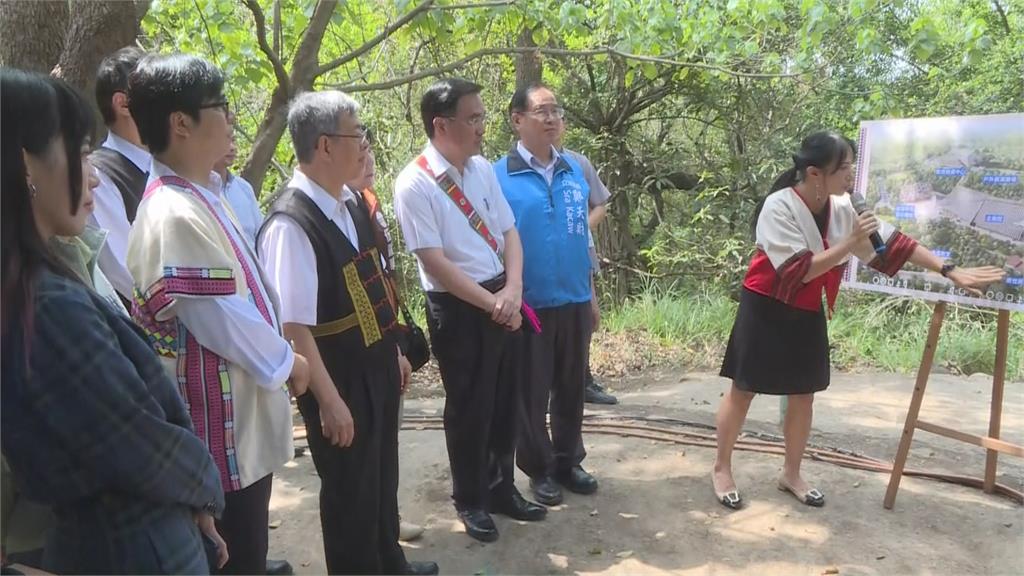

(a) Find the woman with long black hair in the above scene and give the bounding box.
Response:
[711,131,1004,510]
[1,68,227,573]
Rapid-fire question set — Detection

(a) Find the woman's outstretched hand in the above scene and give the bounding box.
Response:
[946,266,1006,297]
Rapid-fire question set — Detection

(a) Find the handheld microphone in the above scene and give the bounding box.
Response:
[850,192,886,256]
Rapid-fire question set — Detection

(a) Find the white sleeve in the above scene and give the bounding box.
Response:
[258,214,320,326]
[239,178,265,239]
[755,198,811,271]
[174,296,294,391]
[96,242,134,300]
[394,173,443,251]
[90,171,134,299]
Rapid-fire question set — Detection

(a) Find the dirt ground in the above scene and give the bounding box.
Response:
[267,369,1024,575]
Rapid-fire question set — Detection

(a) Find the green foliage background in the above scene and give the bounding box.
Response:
[142,0,1023,377]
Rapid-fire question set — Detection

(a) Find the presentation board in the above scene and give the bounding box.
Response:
[845,113,1024,312]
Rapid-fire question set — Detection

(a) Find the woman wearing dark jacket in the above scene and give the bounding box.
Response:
[1,69,227,574]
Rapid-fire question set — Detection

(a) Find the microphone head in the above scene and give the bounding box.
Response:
[850,192,869,214]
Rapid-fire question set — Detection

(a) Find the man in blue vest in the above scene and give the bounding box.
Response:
[494,83,599,507]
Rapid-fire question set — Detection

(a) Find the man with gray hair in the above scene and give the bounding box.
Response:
[258,90,438,575]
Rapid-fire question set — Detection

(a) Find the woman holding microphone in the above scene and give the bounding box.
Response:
[712,131,1004,509]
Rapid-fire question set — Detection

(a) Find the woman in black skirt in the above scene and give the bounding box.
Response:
[712,131,1004,509]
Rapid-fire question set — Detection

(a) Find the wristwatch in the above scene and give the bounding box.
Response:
[940,263,956,278]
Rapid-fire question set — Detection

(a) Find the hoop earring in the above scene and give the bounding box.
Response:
[28,182,37,199]
[814,183,822,203]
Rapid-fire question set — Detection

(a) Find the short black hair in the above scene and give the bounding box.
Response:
[95,46,145,126]
[508,82,548,118]
[128,53,224,155]
[419,78,482,139]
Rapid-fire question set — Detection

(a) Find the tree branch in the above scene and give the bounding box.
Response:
[624,113,724,130]
[242,0,290,91]
[434,0,513,9]
[191,0,218,61]
[272,0,282,55]
[316,0,436,77]
[233,119,289,184]
[332,46,812,92]
[992,0,1012,35]
[333,46,509,92]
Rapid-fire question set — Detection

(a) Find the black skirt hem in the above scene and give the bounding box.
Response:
[719,287,830,395]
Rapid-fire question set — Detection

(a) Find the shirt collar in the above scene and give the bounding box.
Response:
[288,168,355,220]
[422,141,481,180]
[149,158,223,205]
[103,132,151,172]
[423,141,455,176]
[516,141,559,170]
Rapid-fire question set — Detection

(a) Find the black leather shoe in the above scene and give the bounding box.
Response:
[585,382,618,405]
[556,466,598,495]
[529,476,563,506]
[402,561,440,575]
[489,489,547,521]
[585,371,618,404]
[458,508,498,542]
[266,559,294,575]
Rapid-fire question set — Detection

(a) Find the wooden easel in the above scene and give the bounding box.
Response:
[884,302,1021,509]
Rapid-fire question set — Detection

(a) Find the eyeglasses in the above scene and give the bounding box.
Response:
[522,106,565,121]
[443,114,487,128]
[322,124,368,142]
[199,99,231,117]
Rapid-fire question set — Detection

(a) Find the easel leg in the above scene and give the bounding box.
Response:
[884,301,946,510]
[983,310,1011,494]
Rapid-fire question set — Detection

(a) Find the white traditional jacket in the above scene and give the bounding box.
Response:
[127,163,293,492]
[744,188,917,315]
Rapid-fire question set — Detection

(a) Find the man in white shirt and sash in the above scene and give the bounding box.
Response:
[257,91,438,576]
[393,78,547,543]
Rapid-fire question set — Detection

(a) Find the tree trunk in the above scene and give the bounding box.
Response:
[514,27,542,88]
[241,0,338,194]
[594,134,638,303]
[0,0,68,73]
[52,0,148,95]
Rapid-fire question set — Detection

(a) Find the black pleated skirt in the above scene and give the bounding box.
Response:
[719,287,830,395]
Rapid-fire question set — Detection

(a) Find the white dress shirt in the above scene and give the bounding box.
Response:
[259,169,361,326]
[148,160,294,390]
[393,143,516,292]
[222,172,265,247]
[516,141,560,185]
[91,132,150,299]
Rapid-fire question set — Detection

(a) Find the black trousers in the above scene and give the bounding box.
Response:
[426,287,521,511]
[216,473,273,575]
[517,302,592,479]
[296,358,405,575]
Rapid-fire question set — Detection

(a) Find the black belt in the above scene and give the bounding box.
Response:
[427,273,506,301]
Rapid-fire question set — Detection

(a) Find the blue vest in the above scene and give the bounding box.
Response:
[494,149,592,309]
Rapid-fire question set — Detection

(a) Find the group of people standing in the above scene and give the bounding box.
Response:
[0,45,615,575]
[1,41,1006,576]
